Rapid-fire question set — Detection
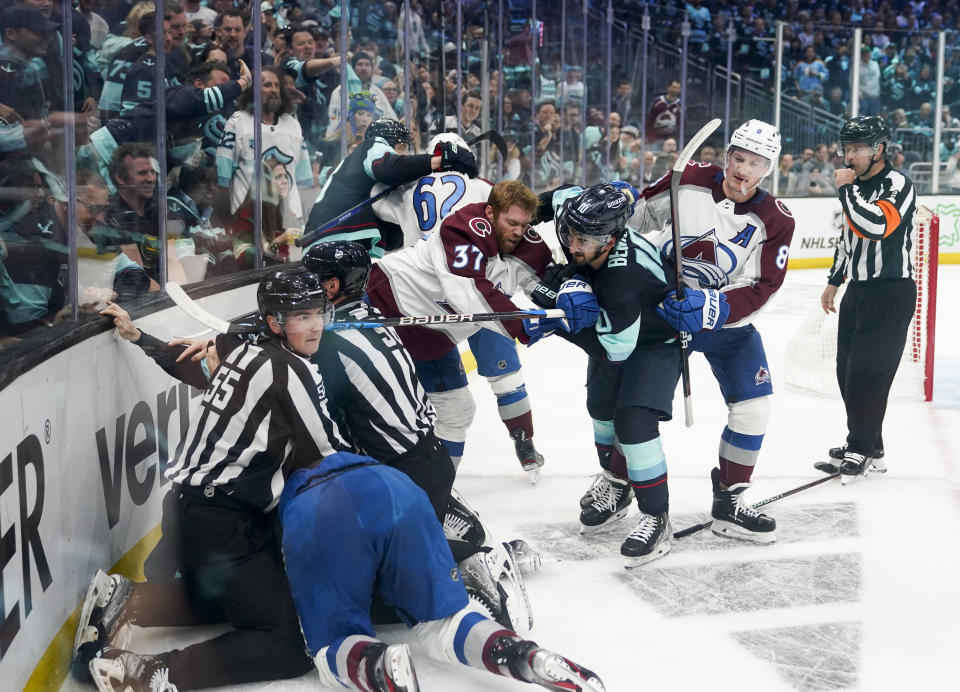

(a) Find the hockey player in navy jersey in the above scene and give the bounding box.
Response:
[647,120,795,544]
[531,182,682,566]
[304,119,479,257]
[371,132,551,482]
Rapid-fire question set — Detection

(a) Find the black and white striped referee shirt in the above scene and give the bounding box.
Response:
[166,337,351,511]
[312,300,436,463]
[828,162,917,286]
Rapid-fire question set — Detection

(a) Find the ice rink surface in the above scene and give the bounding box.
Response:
[61,267,960,692]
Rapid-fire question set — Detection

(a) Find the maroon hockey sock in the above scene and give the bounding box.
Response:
[503,411,534,440]
[719,457,754,486]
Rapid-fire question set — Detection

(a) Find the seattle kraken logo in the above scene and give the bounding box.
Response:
[663,228,739,288]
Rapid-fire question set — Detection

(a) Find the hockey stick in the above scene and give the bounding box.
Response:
[326,308,566,331]
[167,282,565,334]
[671,472,840,540]
[670,118,722,428]
[468,129,509,160]
[296,185,398,248]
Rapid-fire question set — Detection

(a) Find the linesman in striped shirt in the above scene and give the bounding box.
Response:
[73,271,349,690]
[821,116,917,483]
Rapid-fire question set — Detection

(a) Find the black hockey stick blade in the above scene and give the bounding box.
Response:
[814,461,840,474]
[469,130,509,160]
[672,472,840,540]
[297,184,398,247]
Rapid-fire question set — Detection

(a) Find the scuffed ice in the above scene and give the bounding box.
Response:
[619,552,861,617]
[732,622,861,691]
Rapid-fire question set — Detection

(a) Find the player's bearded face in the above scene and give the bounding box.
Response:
[490,205,532,254]
[560,225,611,265]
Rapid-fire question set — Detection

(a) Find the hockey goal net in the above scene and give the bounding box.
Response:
[781,206,939,401]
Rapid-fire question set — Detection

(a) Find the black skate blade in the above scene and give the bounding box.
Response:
[814,461,840,475]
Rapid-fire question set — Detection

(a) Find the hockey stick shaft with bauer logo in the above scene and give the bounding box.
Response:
[671,472,840,539]
[670,118,722,428]
[165,282,565,334]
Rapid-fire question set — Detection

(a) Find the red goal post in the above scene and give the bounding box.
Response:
[781,206,939,402]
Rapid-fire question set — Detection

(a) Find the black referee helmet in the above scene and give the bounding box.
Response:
[303,241,372,299]
[840,116,893,156]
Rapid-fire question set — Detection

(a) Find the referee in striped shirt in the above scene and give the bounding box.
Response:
[304,241,456,520]
[821,115,917,482]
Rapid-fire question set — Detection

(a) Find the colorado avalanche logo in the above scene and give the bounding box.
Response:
[469,217,492,238]
[523,226,543,244]
[775,199,793,218]
[755,366,771,386]
[662,229,737,288]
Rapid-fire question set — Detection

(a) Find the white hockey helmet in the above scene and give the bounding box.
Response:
[428,131,471,153]
[727,120,781,178]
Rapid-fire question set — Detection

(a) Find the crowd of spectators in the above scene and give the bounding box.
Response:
[2,0,960,342]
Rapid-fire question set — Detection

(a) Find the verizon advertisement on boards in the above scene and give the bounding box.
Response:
[0,285,255,691]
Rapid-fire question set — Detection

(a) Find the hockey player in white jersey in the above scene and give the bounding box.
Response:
[642,119,795,543]
[370,134,551,483]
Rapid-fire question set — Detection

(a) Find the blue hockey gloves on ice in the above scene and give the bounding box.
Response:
[556,275,600,333]
[657,288,730,332]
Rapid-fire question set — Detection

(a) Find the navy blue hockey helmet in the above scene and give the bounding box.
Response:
[303,241,372,298]
[366,118,414,148]
[556,183,632,247]
[257,267,330,317]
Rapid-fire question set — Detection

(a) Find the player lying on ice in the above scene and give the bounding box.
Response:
[74,269,603,692]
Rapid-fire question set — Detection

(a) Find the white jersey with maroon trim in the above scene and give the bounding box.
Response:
[366,201,553,351]
[371,173,493,247]
[639,162,795,328]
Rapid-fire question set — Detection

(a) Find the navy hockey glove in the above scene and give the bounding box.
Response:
[435,140,479,177]
[530,264,569,309]
[611,180,640,212]
[556,275,600,333]
[522,316,566,345]
[657,288,730,332]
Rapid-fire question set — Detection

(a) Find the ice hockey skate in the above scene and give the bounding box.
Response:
[72,570,134,682]
[88,647,176,692]
[815,445,887,476]
[579,473,605,509]
[489,637,606,692]
[459,542,533,633]
[710,468,776,543]
[620,511,671,568]
[443,488,488,546]
[505,538,542,576]
[839,450,876,485]
[362,642,419,692]
[579,471,632,534]
[512,429,545,484]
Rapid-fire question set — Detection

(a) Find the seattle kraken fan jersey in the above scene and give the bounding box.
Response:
[640,162,796,328]
[216,110,314,219]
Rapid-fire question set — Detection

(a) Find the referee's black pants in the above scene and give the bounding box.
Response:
[836,278,916,457]
[132,489,312,689]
